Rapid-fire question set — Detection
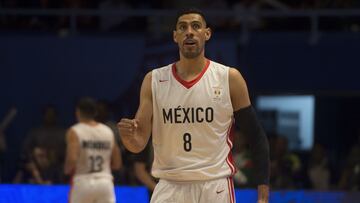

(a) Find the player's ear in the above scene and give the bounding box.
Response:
[205,27,211,41]
[173,30,178,43]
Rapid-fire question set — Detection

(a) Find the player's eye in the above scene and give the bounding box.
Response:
[178,24,187,31]
[192,23,201,30]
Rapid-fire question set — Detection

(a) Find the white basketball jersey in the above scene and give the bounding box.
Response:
[71,123,114,180]
[151,60,236,181]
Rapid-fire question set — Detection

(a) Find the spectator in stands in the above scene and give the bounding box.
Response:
[338,130,360,191]
[307,143,331,190]
[270,135,302,189]
[13,146,61,184]
[20,105,66,182]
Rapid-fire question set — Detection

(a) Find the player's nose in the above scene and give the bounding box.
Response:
[185,27,195,37]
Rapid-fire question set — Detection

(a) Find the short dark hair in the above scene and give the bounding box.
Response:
[175,8,208,29]
[76,97,97,119]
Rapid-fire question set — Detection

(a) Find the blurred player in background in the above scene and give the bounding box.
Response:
[65,97,122,203]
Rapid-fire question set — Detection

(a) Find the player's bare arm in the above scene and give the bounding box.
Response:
[64,129,80,175]
[111,142,122,170]
[134,162,157,191]
[229,68,251,110]
[229,67,270,203]
[118,71,153,153]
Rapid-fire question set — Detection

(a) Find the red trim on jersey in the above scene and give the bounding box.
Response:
[227,177,235,203]
[230,177,236,203]
[172,59,210,89]
[226,122,236,175]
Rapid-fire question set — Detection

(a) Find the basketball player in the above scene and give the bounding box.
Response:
[65,97,122,203]
[118,9,269,203]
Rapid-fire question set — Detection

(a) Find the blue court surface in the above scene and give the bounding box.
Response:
[0,184,359,203]
[0,184,149,203]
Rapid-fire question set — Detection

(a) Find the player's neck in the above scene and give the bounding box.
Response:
[79,118,98,126]
[176,56,208,79]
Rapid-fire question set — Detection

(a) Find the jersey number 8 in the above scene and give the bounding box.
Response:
[183,133,192,152]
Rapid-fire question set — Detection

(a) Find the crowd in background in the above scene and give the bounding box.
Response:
[1,0,360,193]
[0,0,359,34]
[0,100,359,192]
[235,128,360,191]
[0,102,158,193]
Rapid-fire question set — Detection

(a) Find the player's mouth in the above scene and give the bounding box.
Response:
[183,39,197,47]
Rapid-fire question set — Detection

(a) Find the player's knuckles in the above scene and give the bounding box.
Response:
[119,127,134,133]
[120,118,134,123]
[118,122,133,128]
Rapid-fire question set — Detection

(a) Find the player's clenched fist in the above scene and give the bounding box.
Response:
[117,118,147,153]
[117,118,139,136]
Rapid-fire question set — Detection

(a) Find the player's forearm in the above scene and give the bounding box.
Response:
[135,162,156,191]
[141,176,157,191]
[120,134,148,153]
[136,170,157,191]
[111,144,122,170]
[257,184,269,203]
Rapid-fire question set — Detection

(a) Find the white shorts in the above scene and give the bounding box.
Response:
[69,177,115,203]
[150,177,236,203]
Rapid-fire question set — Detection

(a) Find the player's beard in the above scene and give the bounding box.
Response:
[180,43,204,59]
